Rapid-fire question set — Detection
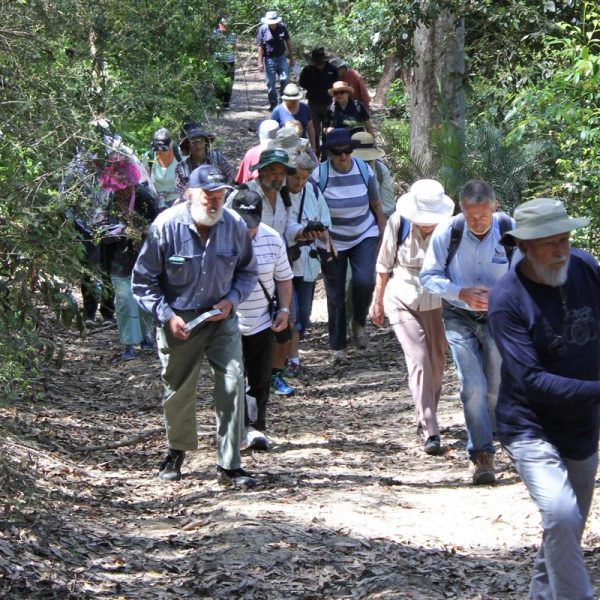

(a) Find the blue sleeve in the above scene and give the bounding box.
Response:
[489,302,600,407]
[131,223,174,324]
[419,222,462,302]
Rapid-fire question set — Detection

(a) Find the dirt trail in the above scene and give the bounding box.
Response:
[1,50,599,599]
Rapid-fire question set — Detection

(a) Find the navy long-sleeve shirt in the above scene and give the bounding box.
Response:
[131,203,257,325]
[488,249,600,459]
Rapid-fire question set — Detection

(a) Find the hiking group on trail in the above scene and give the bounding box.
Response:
[60,9,600,599]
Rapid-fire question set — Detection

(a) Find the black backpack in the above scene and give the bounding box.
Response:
[444,213,514,271]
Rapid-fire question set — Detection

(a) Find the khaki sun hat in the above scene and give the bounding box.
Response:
[501,198,589,246]
[396,179,455,225]
[351,132,384,161]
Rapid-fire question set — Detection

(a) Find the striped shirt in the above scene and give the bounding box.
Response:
[312,159,380,251]
[237,223,293,336]
[376,212,441,313]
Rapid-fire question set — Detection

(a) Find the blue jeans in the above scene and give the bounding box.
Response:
[263,55,289,107]
[505,439,597,600]
[442,305,501,458]
[292,277,315,335]
[111,274,153,345]
[319,236,378,351]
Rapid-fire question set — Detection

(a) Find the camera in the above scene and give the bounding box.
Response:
[303,220,328,234]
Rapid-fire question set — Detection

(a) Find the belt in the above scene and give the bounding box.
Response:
[442,301,487,322]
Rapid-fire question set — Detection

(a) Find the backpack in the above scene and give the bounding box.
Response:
[318,157,370,194]
[444,213,514,270]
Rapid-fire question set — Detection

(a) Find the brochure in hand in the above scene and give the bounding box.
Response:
[184,309,222,333]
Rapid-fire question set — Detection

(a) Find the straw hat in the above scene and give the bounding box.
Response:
[328,81,354,97]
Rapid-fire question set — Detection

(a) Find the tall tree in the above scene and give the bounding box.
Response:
[408,6,465,174]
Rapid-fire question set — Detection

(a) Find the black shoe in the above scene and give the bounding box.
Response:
[424,435,442,456]
[216,466,256,488]
[159,449,185,481]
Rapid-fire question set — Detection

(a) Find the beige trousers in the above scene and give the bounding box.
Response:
[389,303,446,439]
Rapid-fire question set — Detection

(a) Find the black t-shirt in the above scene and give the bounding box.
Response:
[299,63,339,105]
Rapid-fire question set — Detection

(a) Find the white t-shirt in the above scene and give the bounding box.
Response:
[236,223,293,336]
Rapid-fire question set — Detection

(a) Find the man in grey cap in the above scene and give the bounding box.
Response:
[488,198,600,600]
[132,165,258,487]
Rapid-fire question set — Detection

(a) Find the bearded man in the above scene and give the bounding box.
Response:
[132,165,258,487]
[488,199,600,600]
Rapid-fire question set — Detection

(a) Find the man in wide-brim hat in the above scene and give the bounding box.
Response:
[488,198,599,600]
[256,10,295,110]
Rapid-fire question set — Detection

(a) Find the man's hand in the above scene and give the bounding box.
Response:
[210,299,233,321]
[271,310,289,332]
[459,287,489,311]
[168,315,190,340]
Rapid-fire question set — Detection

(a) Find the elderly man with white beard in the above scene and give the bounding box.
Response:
[488,198,600,600]
[132,165,258,487]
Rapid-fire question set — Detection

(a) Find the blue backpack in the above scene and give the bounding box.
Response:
[318,157,370,193]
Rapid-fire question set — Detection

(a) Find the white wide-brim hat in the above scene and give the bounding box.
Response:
[261,10,282,25]
[501,198,589,246]
[396,179,455,225]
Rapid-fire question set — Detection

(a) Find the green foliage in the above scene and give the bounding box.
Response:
[380,117,550,205]
[504,0,600,252]
[0,0,231,397]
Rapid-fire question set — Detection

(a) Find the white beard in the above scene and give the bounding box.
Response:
[529,256,570,287]
[190,203,222,227]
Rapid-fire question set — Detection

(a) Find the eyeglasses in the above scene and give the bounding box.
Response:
[330,146,353,156]
[333,91,347,97]
[190,139,206,146]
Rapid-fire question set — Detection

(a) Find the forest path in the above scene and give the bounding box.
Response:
[1,49,599,600]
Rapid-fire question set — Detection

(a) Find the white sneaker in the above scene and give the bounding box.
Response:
[244,426,269,451]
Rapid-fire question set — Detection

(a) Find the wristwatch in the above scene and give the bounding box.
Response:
[278,307,290,314]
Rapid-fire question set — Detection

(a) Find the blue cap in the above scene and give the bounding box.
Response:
[188,165,232,191]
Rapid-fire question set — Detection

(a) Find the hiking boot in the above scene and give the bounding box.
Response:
[244,426,269,451]
[352,321,369,349]
[102,316,117,327]
[424,435,442,456]
[472,452,496,485]
[284,360,301,378]
[216,466,257,488]
[159,449,185,481]
[271,372,294,396]
[121,345,136,361]
[84,317,99,329]
[331,349,346,363]
[140,336,154,351]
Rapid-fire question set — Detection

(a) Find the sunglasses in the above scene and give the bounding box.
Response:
[330,146,353,156]
[333,91,347,96]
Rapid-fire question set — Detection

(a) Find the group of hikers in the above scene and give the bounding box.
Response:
[60,9,600,599]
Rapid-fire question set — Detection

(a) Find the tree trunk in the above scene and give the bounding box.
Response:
[408,8,465,175]
[374,54,397,106]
